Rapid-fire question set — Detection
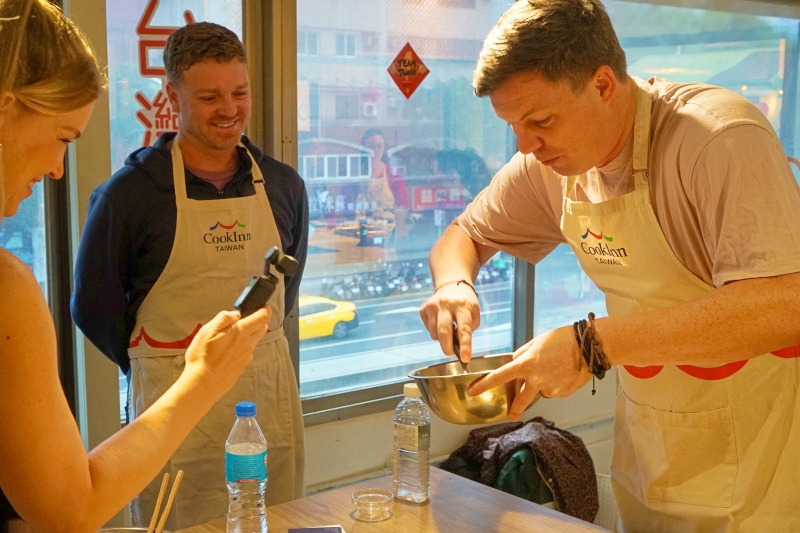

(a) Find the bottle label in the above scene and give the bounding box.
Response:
[226,450,267,483]
[393,422,430,452]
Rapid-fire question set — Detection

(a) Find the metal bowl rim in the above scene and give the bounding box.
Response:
[407,353,512,380]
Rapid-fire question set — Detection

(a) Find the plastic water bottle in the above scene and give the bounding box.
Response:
[356,192,367,220]
[226,402,267,532]
[392,383,430,503]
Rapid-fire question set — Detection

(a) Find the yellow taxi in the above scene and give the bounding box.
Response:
[298,295,359,340]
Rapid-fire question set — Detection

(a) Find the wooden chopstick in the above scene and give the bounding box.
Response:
[147,473,170,533]
[154,470,184,533]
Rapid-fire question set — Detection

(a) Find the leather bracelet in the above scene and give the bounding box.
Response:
[434,279,478,298]
[573,313,611,395]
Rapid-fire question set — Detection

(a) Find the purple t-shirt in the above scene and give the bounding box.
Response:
[165,138,239,190]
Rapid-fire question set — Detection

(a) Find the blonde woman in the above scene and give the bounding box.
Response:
[0,2,270,532]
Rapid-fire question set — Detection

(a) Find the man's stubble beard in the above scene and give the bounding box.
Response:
[183,118,245,152]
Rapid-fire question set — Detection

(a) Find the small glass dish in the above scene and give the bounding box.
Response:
[351,488,393,522]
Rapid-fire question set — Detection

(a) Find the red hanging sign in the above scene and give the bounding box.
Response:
[387,42,429,99]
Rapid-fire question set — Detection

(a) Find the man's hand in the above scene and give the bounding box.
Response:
[419,282,480,361]
[468,325,592,420]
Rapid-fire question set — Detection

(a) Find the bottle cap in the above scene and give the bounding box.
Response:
[404,383,421,398]
[236,401,256,417]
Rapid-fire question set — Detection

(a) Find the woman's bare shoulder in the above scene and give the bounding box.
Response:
[0,248,43,301]
[0,248,55,364]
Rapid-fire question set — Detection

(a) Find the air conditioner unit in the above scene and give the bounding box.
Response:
[363,103,378,117]
[364,34,379,50]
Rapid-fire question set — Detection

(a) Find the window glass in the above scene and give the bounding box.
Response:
[105,0,242,421]
[297,0,518,399]
[0,185,48,299]
[317,303,337,313]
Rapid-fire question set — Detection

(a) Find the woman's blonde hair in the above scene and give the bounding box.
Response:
[0,0,106,213]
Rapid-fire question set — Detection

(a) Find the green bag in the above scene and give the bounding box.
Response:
[493,448,554,506]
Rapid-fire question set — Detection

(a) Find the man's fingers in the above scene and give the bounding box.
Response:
[454,306,474,362]
[467,360,521,396]
[508,381,540,422]
[420,304,438,340]
[436,308,455,355]
[470,299,481,330]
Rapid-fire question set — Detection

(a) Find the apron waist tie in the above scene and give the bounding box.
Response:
[260,326,285,346]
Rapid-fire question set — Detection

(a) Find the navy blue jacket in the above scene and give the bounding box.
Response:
[71,133,308,373]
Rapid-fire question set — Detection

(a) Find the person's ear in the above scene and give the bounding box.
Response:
[0,91,17,114]
[165,82,181,113]
[591,66,618,105]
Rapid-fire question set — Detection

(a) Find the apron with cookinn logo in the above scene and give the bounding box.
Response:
[560,81,800,532]
[127,141,304,530]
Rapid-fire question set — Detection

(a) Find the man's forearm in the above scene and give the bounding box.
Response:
[597,271,800,366]
[429,223,498,287]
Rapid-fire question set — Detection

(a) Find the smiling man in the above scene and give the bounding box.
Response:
[420,1,800,531]
[71,22,307,530]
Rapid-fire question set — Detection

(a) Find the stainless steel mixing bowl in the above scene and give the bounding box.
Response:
[408,354,540,425]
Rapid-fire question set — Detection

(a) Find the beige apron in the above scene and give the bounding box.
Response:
[561,82,800,532]
[367,170,395,209]
[366,165,397,221]
[127,141,305,530]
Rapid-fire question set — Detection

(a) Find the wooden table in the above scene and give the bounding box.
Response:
[306,225,400,275]
[179,467,610,533]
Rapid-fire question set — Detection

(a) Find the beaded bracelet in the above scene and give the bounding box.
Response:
[434,279,478,298]
[573,312,611,395]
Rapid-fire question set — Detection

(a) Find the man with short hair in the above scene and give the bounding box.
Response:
[420,1,800,530]
[72,22,307,529]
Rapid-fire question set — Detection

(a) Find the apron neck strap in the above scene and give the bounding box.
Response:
[171,140,189,200]
[170,139,268,198]
[632,83,652,191]
[242,144,268,196]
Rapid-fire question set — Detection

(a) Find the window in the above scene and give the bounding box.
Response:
[335,95,359,120]
[298,30,319,56]
[105,0,243,422]
[298,0,518,422]
[336,33,357,57]
[0,187,47,297]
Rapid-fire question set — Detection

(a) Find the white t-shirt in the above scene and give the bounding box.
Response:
[458,77,800,287]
